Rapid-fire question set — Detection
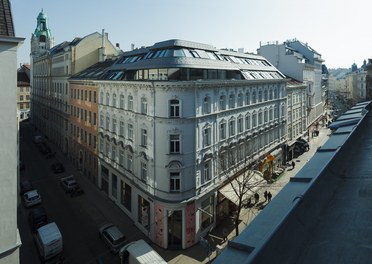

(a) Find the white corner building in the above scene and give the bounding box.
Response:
[90,39,288,249]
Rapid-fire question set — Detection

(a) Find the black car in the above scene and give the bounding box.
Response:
[51,162,65,173]
[28,206,48,232]
[20,180,34,195]
[19,160,25,170]
[296,138,309,151]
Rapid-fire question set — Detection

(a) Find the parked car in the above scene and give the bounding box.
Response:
[29,206,48,232]
[99,223,127,254]
[60,175,78,193]
[51,162,65,173]
[33,135,46,144]
[296,137,310,152]
[19,160,25,170]
[20,180,34,195]
[37,143,51,155]
[23,189,42,207]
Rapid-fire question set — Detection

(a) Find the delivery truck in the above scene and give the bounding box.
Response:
[119,239,167,264]
[34,222,63,262]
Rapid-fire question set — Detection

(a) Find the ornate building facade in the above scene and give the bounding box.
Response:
[77,39,288,249]
[258,39,325,137]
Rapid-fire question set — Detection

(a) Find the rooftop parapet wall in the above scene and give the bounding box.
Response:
[214,101,372,264]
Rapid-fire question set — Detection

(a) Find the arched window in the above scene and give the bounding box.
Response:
[168,161,182,192]
[269,107,274,121]
[128,95,133,111]
[237,115,244,133]
[252,90,257,104]
[237,93,243,107]
[264,90,268,101]
[264,108,268,123]
[100,92,104,104]
[106,115,110,130]
[112,93,117,107]
[245,113,251,130]
[119,120,125,137]
[106,92,110,105]
[258,110,263,125]
[229,117,236,137]
[228,94,235,109]
[252,111,257,127]
[203,124,212,147]
[112,117,117,134]
[203,96,211,114]
[169,99,180,117]
[120,94,124,108]
[99,112,104,128]
[219,120,227,140]
[274,88,278,99]
[258,90,263,102]
[245,91,250,105]
[219,95,226,111]
[203,161,211,182]
[141,97,148,114]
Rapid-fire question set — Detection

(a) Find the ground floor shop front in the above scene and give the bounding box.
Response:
[99,162,217,250]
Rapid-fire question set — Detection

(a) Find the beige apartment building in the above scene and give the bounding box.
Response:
[30,9,120,155]
[68,60,117,185]
[17,64,31,120]
[69,83,99,183]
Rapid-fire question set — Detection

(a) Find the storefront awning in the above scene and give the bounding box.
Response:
[219,170,264,205]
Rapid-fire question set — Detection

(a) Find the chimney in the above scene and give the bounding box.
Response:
[131,43,135,51]
[99,29,106,62]
[116,43,120,49]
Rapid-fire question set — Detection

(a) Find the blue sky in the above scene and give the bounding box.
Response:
[10,0,371,69]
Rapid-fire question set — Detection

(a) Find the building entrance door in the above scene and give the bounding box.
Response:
[167,210,183,249]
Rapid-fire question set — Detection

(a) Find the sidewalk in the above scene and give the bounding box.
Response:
[32,122,331,264]
[165,127,331,264]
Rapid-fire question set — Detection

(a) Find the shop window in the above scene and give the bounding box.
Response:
[138,196,150,230]
[120,181,132,211]
[201,196,214,230]
[111,173,117,199]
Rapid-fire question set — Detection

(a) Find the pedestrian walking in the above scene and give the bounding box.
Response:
[291,161,295,169]
[267,192,272,202]
[264,191,268,202]
[254,193,259,204]
[222,227,228,242]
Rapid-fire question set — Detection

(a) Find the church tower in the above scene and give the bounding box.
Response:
[31,9,54,56]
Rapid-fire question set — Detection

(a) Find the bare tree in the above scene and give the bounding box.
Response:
[218,143,266,237]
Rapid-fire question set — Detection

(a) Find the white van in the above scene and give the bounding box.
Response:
[119,239,167,264]
[34,222,63,262]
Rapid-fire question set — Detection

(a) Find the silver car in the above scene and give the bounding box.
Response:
[99,223,127,254]
[60,175,78,193]
[24,189,42,207]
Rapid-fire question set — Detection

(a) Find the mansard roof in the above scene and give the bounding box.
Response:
[111,39,282,72]
[0,0,15,36]
[70,59,117,80]
[69,39,286,82]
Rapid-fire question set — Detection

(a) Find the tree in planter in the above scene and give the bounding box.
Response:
[218,143,266,237]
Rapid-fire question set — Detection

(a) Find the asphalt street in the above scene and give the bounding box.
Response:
[18,122,134,264]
